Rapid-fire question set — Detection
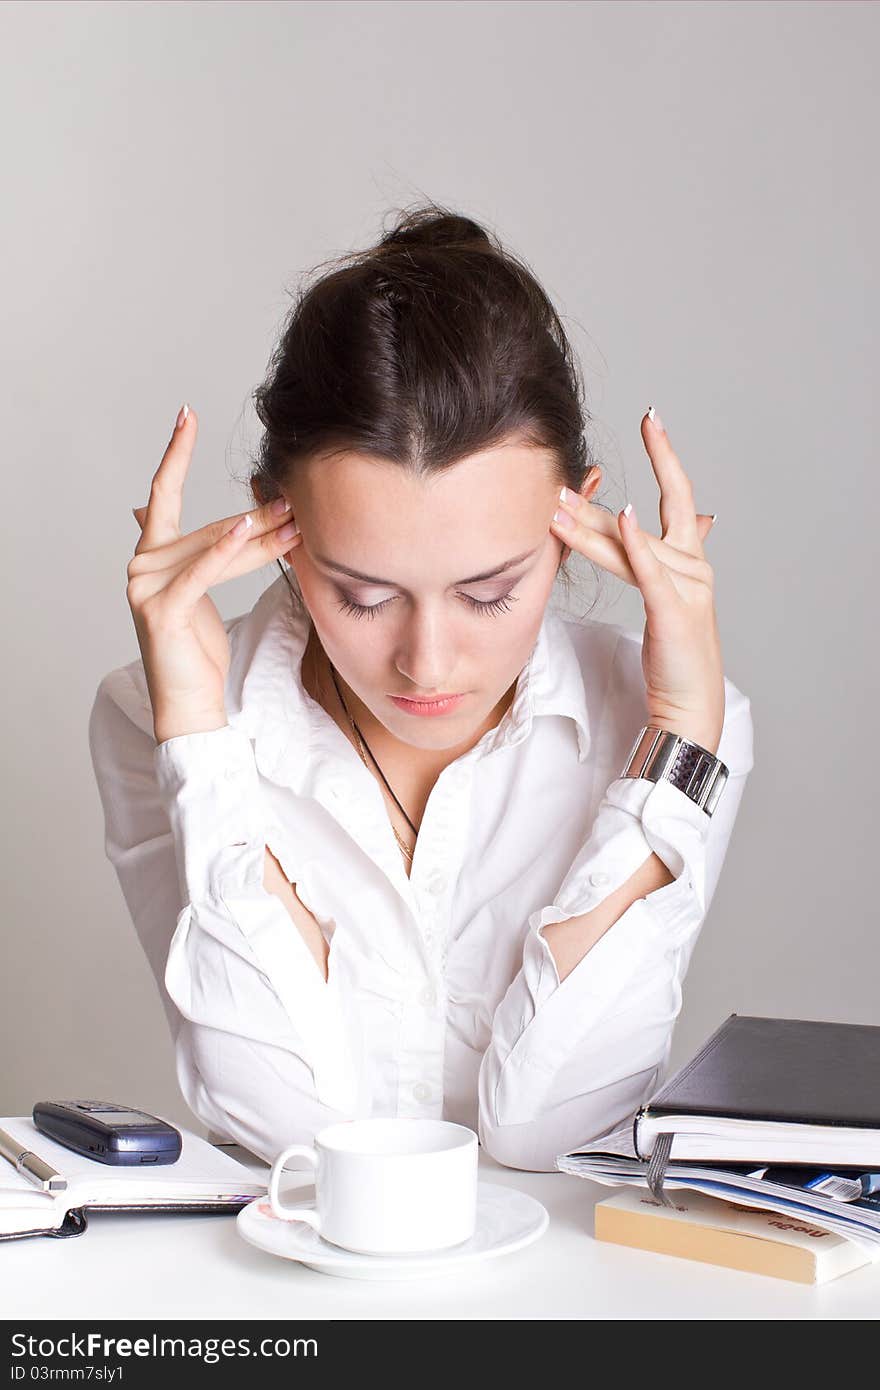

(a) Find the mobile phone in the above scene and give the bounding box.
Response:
[32,1100,182,1166]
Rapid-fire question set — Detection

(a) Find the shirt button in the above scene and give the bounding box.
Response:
[418,985,436,1007]
[328,779,350,801]
[224,767,238,782]
[427,873,446,896]
[590,871,609,886]
[413,1082,432,1102]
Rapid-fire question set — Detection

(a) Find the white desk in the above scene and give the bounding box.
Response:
[4,1148,879,1320]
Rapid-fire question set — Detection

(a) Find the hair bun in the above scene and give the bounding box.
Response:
[377,207,493,254]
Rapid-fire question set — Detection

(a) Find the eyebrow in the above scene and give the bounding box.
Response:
[313,546,542,588]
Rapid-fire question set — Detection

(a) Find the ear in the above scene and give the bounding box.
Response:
[582,464,603,502]
[557,466,602,564]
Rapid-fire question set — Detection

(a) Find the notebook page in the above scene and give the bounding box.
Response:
[0,1117,266,1207]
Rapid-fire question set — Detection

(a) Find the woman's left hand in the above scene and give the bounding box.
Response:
[549,410,725,755]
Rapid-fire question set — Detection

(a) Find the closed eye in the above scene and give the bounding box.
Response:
[335,592,520,622]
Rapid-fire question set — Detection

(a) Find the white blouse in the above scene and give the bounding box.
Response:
[88,570,755,1171]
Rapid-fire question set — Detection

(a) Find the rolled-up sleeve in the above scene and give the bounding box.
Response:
[88,672,364,1163]
[477,677,755,1173]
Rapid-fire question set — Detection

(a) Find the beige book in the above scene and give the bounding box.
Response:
[593,1186,877,1285]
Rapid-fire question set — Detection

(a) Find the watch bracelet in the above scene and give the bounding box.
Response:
[620,726,729,817]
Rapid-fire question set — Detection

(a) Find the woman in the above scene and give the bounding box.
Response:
[89,205,753,1172]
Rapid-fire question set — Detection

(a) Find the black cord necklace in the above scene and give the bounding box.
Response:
[327,660,419,839]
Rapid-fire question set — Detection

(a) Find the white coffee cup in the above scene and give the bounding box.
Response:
[268,1118,479,1255]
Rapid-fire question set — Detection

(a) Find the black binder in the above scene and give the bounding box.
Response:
[634,1013,880,1205]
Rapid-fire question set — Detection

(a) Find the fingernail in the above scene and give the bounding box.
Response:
[711,512,718,527]
[552,509,575,531]
[623,501,638,527]
[231,513,254,537]
[176,402,190,430]
[271,496,292,516]
[647,405,665,433]
[278,519,300,541]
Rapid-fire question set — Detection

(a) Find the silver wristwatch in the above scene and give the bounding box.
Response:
[621,726,729,817]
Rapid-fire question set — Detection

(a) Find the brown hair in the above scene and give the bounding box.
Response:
[246,202,607,610]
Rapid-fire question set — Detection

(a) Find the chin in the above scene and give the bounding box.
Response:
[402,724,470,746]
[383,703,481,749]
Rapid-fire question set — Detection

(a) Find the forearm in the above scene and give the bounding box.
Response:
[263,847,330,982]
[541,851,674,983]
[154,709,229,745]
[542,719,720,985]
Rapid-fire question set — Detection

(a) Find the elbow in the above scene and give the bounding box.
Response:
[214,1102,356,1169]
[478,1115,563,1173]
[477,1054,568,1172]
[185,1073,360,1169]
[478,1064,665,1174]
[478,1098,643,1174]
[172,1022,365,1167]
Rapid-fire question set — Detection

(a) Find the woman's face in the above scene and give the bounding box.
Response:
[284,440,590,753]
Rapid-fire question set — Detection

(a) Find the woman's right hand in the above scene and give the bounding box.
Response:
[127,405,303,745]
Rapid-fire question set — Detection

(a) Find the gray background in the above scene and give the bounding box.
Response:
[2,1,876,1136]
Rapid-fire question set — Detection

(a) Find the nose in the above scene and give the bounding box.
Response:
[395,609,460,694]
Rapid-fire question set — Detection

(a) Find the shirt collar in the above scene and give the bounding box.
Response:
[499,602,592,763]
[231,570,592,787]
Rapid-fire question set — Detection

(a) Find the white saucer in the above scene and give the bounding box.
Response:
[236,1180,549,1281]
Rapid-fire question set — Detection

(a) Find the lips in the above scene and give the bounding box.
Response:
[389,693,467,717]
[391,694,461,703]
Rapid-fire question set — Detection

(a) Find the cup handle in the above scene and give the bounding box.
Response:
[268,1144,322,1233]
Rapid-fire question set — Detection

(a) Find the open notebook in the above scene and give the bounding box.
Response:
[0,1116,267,1240]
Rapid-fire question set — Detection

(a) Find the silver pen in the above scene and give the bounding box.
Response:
[0,1126,67,1192]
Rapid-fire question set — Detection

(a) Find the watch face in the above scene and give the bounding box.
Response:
[670,739,726,812]
[671,741,703,786]
[623,729,725,815]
